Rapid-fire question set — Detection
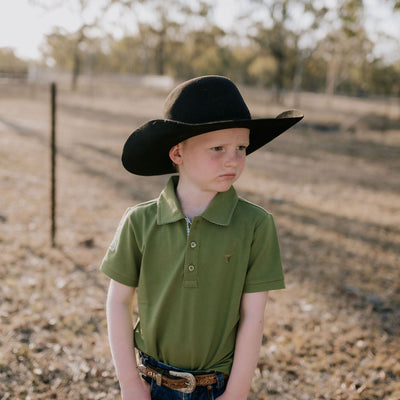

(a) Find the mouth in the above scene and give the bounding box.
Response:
[219,173,236,180]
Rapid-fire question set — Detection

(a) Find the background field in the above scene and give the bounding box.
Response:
[1,76,399,399]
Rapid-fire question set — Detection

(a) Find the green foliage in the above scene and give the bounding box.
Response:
[33,0,400,96]
[302,56,326,92]
[0,48,28,71]
[366,60,400,96]
[41,29,76,69]
[386,0,400,10]
[248,55,277,87]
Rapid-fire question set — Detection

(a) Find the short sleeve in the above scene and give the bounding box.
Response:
[100,208,141,287]
[243,213,285,293]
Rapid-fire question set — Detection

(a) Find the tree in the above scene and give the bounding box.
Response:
[0,48,28,73]
[109,0,214,76]
[243,0,328,101]
[107,35,146,74]
[41,25,104,88]
[175,25,232,78]
[317,0,370,96]
[30,0,114,89]
[386,0,400,10]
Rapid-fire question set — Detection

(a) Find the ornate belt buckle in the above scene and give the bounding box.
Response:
[137,364,162,386]
[169,370,197,393]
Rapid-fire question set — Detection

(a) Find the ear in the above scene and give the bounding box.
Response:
[169,143,184,165]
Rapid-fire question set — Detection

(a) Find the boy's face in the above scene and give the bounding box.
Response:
[169,128,250,195]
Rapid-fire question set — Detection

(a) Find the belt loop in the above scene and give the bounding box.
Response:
[139,351,151,367]
[215,372,225,389]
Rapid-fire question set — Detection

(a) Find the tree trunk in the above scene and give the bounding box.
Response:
[71,50,80,91]
[275,54,285,103]
[325,57,337,96]
[155,31,165,75]
[292,49,304,108]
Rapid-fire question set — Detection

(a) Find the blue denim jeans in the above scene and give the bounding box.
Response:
[140,353,227,400]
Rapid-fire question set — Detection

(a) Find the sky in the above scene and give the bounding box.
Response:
[0,0,399,62]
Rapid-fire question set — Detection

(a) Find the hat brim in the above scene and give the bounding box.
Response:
[122,110,303,176]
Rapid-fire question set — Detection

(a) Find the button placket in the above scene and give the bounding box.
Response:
[183,219,199,288]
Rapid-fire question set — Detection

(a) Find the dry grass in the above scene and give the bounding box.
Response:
[0,76,399,399]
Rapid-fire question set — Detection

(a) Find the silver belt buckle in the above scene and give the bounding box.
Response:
[169,370,197,393]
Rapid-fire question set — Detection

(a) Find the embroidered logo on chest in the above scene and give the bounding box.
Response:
[224,254,232,263]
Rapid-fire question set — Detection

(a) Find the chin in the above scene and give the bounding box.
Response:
[215,183,233,192]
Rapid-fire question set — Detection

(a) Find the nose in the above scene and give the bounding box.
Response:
[224,150,240,168]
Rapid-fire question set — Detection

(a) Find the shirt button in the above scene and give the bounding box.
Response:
[190,241,197,248]
[188,265,195,272]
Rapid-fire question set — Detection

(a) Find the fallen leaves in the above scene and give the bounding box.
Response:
[1,81,399,399]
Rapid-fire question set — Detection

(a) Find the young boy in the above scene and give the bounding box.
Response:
[101,75,303,400]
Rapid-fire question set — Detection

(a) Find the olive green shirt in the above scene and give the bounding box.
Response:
[101,176,284,374]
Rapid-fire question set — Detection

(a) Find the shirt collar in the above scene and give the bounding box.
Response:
[157,176,238,226]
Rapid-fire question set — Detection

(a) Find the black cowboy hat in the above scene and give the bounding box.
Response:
[122,75,303,176]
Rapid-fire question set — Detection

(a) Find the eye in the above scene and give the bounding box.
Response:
[212,146,223,151]
[237,145,248,151]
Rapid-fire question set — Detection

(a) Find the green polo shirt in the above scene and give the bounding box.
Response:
[101,176,284,374]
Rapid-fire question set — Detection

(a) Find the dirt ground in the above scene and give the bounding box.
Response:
[0,75,399,400]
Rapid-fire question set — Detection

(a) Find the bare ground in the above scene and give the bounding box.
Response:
[0,76,399,400]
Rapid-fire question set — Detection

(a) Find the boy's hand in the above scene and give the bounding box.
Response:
[121,378,151,400]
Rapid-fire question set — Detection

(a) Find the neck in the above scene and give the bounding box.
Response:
[176,180,217,220]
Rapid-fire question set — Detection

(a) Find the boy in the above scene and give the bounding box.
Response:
[101,75,303,399]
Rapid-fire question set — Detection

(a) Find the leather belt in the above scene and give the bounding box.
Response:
[137,363,228,394]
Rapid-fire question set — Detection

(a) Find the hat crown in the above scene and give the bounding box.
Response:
[163,76,251,124]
